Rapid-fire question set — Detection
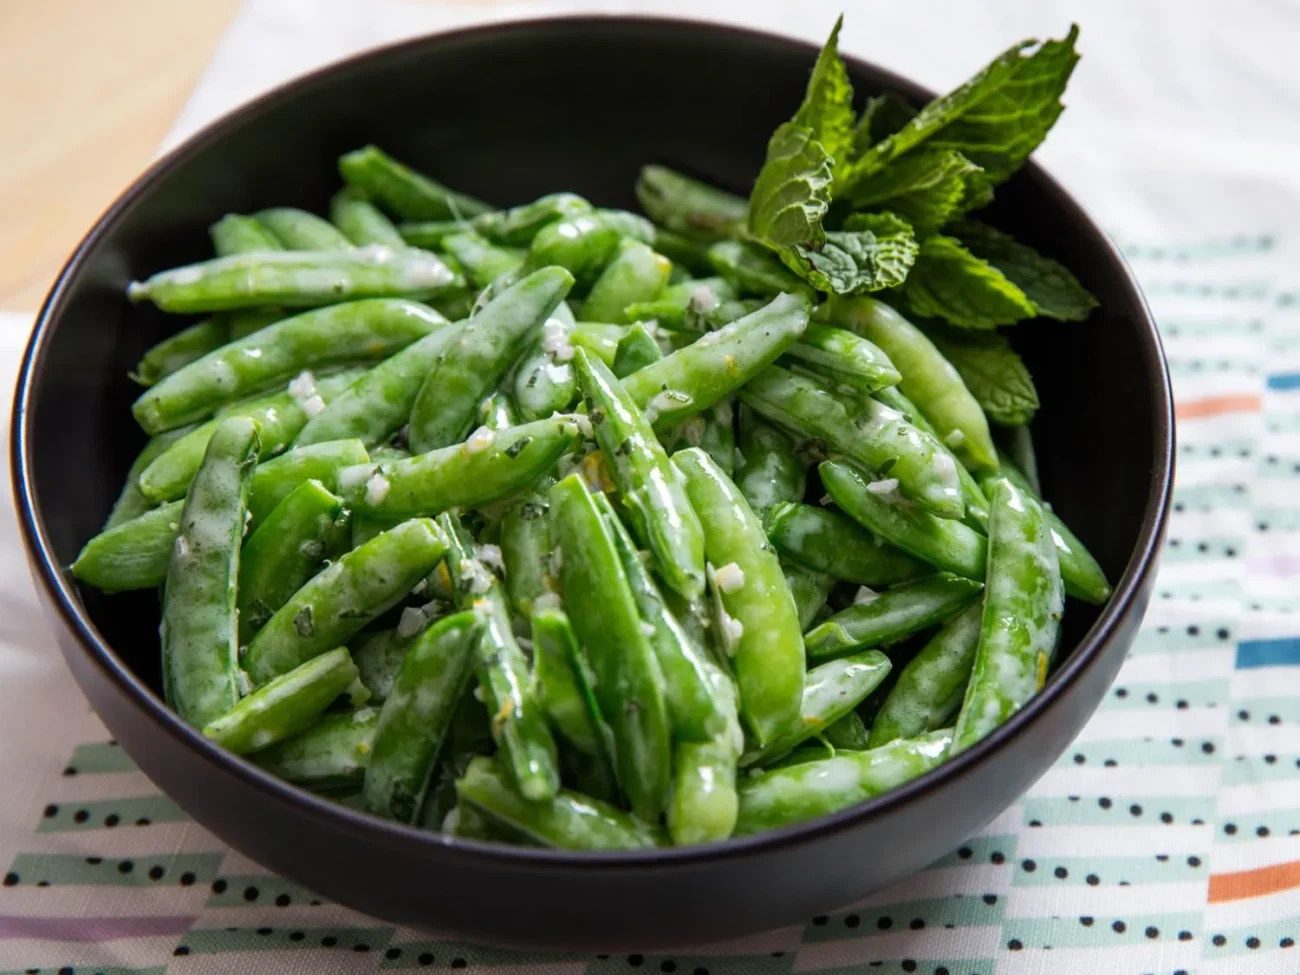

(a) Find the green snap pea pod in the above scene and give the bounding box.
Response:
[527,211,650,288]
[362,611,480,822]
[128,248,461,317]
[951,478,1064,755]
[500,493,554,618]
[440,512,560,802]
[338,417,577,520]
[824,710,872,750]
[636,165,749,241]
[868,601,983,747]
[350,628,414,703]
[983,449,1110,605]
[578,239,672,323]
[209,214,284,255]
[742,651,893,767]
[623,276,740,330]
[823,296,997,471]
[803,573,984,659]
[204,647,361,754]
[1002,425,1041,494]
[396,220,466,250]
[161,417,259,728]
[734,729,953,835]
[621,292,811,431]
[103,426,192,530]
[740,366,964,520]
[138,369,366,502]
[456,756,659,851]
[133,300,446,433]
[651,228,715,276]
[783,323,901,393]
[439,231,526,290]
[668,663,743,846]
[549,474,672,819]
[131,310,285,388]
[875,385,989,534]
[784,562,835,631]
[73,500,184,592]
[408,267,573,452]
[672,447,806,747]
[471,192,593,246]
[733,409,806,521]
[446,799,533,842]
[338,145,492,221]
[531,608,609,759]
[237,479,344,645]
[594,209,655,243]
[593,490,727,742]
[511,302,578,421]
[246,439,369,523]
[707,240,815,299]
[611,322,663,378]
[820,460,988,581]
[574,348,706,601]
[253,707,378,790]
[254,208,352,250]
[569,322,629,366]
[767,502,928,586]
[328,189,407,248]
[243,517,449,685]
[662,398,736,476]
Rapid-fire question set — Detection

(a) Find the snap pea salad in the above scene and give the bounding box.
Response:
[73,17,1109,849]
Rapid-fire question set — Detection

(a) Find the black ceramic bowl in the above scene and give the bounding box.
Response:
[12,16,1172,950]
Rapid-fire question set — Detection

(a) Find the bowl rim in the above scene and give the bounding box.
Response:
[11,13,1173,869]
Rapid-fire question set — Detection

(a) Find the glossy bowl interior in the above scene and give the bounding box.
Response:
[12,16,1172,950]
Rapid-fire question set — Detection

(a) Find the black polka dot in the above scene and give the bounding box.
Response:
[148,866,164,881]
[901,962,916,974]
[419,953,434,966]
[1007,940,1023,951]
[936,969,949,975]
[136,817,151,826]
[1188,624,1200,635]
[243,886,259,901]
[180,871,195,886]
[117,860,133,874]
[1282,937,1295,948]
[353,944,370,953]
[844,915,860,929]
[1086,874,1099,886]
[1115,688,1128,698]
[1073,753,1086,764]
[1080,916,1094,926]
[1224,823,1238,835]
[1161,812,1174,823]
[1188,856,1202,867]
[1029,819,1042,827]
[1217,628,1231,640]
[1176,700,1189,709]
[1269,715,1281,725]
[86,857,102,865]
[1239,710,1250,720]
[1113,921,1126,933]
[257,927,272,936]
[2,872,17,886]
[1179,930,1193,941]
[173,946,190,956]
[322,936,338,947]
[878,916,893,930]
[990,852,1005,865]
[663,961,679,972]
[627,955,644,967]
[43,804,58,818]
[1213,934,1227,946]
[1247,937,1260,949]
[1104,759,1118,767]
[983,894,997,905]
[104,814,119,828]
[1265,754,1278,764]
[1099,797,1112,809]
[1022,859,1036,873]
[1146,693,1158,704]
[73,810,89,823]
[1145,926,1159,939]
[909,918,925,930]
[957,846,972,859]
[63,766,77,776]
[276,893,291,906]
[289,931,305,942]
[1202,742,1216,754]
[211,879,227,894]
[387,948,403,960]
[1257,826,1270,837]
[1130,804,1143,816]
[811,915,828,926]
[1054,866,1068,879]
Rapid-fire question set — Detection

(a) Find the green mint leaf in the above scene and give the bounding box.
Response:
[851,92,917,155]
[927,326,1039,425]
[793,16,856,167]
[954,219,1098,321]
[785,212,918,295]
[901,234,1036,328]
[747,123,834,249]
[845,25,1080,189]
[842,149,987,231]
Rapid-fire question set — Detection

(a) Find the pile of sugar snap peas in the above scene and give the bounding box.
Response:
[72,143,1111,849]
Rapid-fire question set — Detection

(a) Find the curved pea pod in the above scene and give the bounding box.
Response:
[636,165,748,241]
[137,369,366,502]
[734,409,806,521]
[509,302,577,422]
[549,475,672,820]
[362,611,480,822]
[824,710,872,750]
[326,189,404,248]
[767,502,929,587]
[470,192,592,246]
[734,729,953,835]
[251,208,350,250]
[594,209,655,243]
[253,707,378,791]
[350,628,414,704]
[161,417,259,728]
[73,500,184,592]
[672,447,806,748]
[579,239,672,323]
[820,460,988,581]
[783,323,901,393]
[242,517,449,685]
[611,322,664,378]
[440,513,559,803]
[1002,425,1040,492]
[567,322,627,366]
[951,478,1064,756]
[743,651,893,767]
[651,228,715,276]
[869,601,983,747]
[131,309,285,388]
[983,449,1110,605]
[408,267,573,452]
[397,220,465,250]
[127,247,461,316]
[338,145,492,221]
[531,608,611,761]
[456,756,660,851]
[624,276,740,330]
[245,439,368,523]
[668,665,743,846]
[133,300,445,434]
[804,574,984,659]
[622,292,811,431]
[439,231,526,291]
[574,348,706,602]
[103,425,192,530]
[338,417,577,520]
[784,562,835,631]
[528,211,649,288]
[204,647,361,755]
[237,479,345,645]
[707,240,815,300]
[594,491,728,743]
[823,296,997,471]
[500,494,555,617]
[209,214,283,255]
[876,385,989,534]
[740,366,964,520]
